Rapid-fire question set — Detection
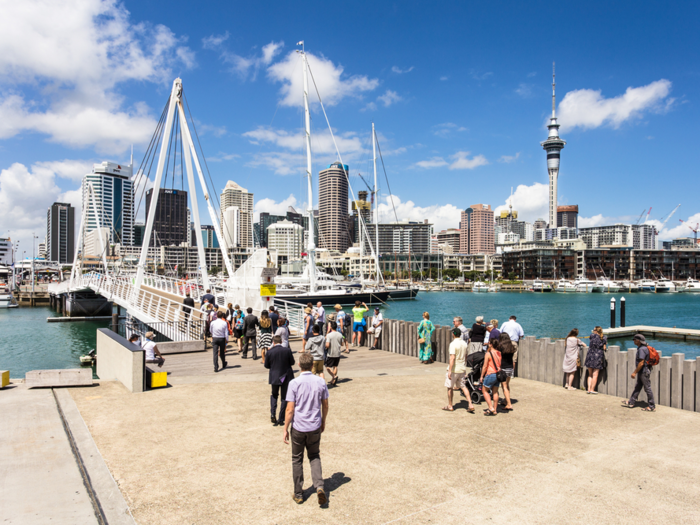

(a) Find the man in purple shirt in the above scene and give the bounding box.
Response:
[283,353,329,506]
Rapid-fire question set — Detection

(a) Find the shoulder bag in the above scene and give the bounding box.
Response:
[488,350,507,383]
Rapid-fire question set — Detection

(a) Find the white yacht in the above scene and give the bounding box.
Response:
[596,277,621,293]
[531,279,552,292]
[573,277,601,293]
[637,279,656,292]
[655,277,676,293]
[618,281,639,292]
[472,281,490,293]
[684,277,700,292]
[0,284,18,308]
[554,279,577,292]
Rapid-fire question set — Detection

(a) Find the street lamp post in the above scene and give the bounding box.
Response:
[32,233,38,296]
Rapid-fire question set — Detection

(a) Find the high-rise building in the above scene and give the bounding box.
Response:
[540,64,566,228]
[267,219,304,264]
[436,229,461,253]
[223,206,240,249]
[220,181,254,248]
[459,204,495,254]
[318,162,350,253]
[256,208,310,248]
[534,218,547,230]
[0,238,13,265]
[82,161,134,246]
[46,202,75,264]
[351,190,372,244]
[144,188,188,247]
[364,221,432,254]
[200,225,219,249]
[557,205,579,229]
[133,223,145,247]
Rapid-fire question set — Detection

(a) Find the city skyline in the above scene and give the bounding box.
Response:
[1,0,699,254]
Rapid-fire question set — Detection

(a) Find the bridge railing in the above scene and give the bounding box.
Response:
[274,298,306,337]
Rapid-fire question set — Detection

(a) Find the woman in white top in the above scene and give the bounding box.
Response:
[563,329,583,390]
[143,331,165,367]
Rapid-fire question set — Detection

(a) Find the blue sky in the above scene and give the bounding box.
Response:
[1,0,699,255]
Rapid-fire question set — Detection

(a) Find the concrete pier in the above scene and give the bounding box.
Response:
[604,325,700,341]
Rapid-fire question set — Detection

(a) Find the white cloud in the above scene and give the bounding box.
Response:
[247,151,304,176]
[391,66,414,74]
[415,157,448,169]
[414,151,487,170]
[209,39,284,80]
[558,79,673,130]
[254,194,299,222]
[448,151,488,170]
[498,152,521,164]
[33,159,94,181]
[659,213,700,240]
[243,126,366,161]
[494,182,549,223]
[515,83,534,98]
[377,90,402,107]
[470,70,493,81]
[578,214,616,228]
[267,51,379,107]
[202,32,230,49]
[208,152,240,162]
[377,195,461,232]
[0,0,195,153]
[198,124,227,137]
[440,76,449,81]
[527,72,537,78]
[431,122,467,137]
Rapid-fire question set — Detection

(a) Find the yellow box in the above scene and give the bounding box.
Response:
[149,370,167,388]
[260,284,277,297]
[1,370,9,388]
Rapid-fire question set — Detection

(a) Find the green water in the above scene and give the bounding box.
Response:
[0,307,109,377]
[381,291,700,360]
[1,292,698,376]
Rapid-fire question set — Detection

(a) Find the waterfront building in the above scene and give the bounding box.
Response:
[144,188,188,247]
[459,204,495,254]
[534,218,547,230]
[84,228,110,257]
[220,181,254,248]
[82,161,134,246]
[0,237,12,265]
[436,229,461,253]
[46,202,75,264]
[443,253,502,275]
[38,241,47,260]
[267,220,304,264]
[200,225,219,249]
[351,191,372,244]
[319,162,350,253]
[256,208,310,248]
[663,237,699,249]
[223,206,240,249]
[557,205,579,229]
[540,65,566,228]
[579,224,657,250]
[364,221,432,255]
[502,247,577,280]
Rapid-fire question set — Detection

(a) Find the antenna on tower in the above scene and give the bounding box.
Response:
[509,187,513,215]
[552,62,556,117]
[130,144,133,167]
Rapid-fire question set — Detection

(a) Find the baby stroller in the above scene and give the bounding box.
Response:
[464,351,485,404]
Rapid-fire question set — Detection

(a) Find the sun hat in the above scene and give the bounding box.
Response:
[476,316,484,322]
[145,331,154,339]
[334,304,342,310]
[305,307,312,314]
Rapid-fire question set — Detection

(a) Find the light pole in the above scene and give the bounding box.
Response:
[32,232,38,295]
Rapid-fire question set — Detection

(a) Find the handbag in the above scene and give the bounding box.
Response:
[488,350,507,383]
[418,337,425,344]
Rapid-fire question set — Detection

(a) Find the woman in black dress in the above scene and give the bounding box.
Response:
[584,326,607,394]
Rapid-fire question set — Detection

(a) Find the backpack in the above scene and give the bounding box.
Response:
[235,316,244,330]
[646,345,660,367]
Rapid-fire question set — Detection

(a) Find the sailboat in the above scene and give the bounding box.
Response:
[273,44,389,306]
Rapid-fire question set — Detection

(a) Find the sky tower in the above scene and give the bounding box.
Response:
[540,63,566,228]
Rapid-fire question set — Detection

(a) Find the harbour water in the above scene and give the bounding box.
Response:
[1,291,699,376]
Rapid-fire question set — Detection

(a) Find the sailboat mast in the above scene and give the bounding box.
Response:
[301,46,316,293]
[372,123,380,285]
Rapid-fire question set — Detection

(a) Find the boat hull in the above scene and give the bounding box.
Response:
[276,290,391,306]
[388,288,419,300]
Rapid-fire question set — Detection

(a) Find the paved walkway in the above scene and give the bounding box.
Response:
[0,385,98,524]
[68,346,700,524]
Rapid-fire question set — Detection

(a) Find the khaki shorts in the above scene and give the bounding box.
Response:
[445,371,466,389]
[512,340,519,365]
[312,360,324,374]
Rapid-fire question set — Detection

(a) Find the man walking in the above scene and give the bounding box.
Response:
[242,307,259,359]
[265,335,295,426]
[210,311,229,372]
[315,301,326,328]
[324,321,343,386]
[269,306,279,337]
[202,288,216,307]
[501,315,524,370]
[284,353,329,506]
[182,292,195,323]
[443,328,475,413]
[622,334,656,411]
[304,324,326,378]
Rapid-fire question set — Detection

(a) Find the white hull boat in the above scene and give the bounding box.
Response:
[637,279,656,292]
[554,279,576,292]
[618,281,639,292]
[472,282,490,292]
[684,278,700,292]
[573,278,601,293]
[655,278,676,293]
[597,278,621,293]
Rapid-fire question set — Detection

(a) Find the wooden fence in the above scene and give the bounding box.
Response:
[378,319,700,413]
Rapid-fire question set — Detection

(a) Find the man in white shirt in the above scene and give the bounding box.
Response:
[500,315,524,369]
[444,328,474,413]
[210,310,230,372]
[369,307,383,350]
[143,332,165,367]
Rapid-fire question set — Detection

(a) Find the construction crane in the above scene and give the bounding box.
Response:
[679,219,699,245]
[634,208,648,225]
[643,207,652,225]
[659,204,681,229]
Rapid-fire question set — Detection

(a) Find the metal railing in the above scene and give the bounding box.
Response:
[273,298,306,337]
[118,317,205,343]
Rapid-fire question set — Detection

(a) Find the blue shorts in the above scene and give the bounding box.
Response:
[483,373,499,389]
[353,321,365,332]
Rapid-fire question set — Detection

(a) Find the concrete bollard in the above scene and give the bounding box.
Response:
[399,321,406,356]
[625,349,636,400]
[554,340,566,387]
[696,357,700,413]
[682,360,696,412]
[607,345,619,397]
[650,349,661,405]
[658,356,672,407]
[671,353,684,409]
[518,338,530,379]
[616,349,628,398]
[537,338,550,383]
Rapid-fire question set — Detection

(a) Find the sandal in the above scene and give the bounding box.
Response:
[442,406,454,412]
[621,401,635,408]
[642,406,656,412]
[484,409,497,416]
[467,407,475,413]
